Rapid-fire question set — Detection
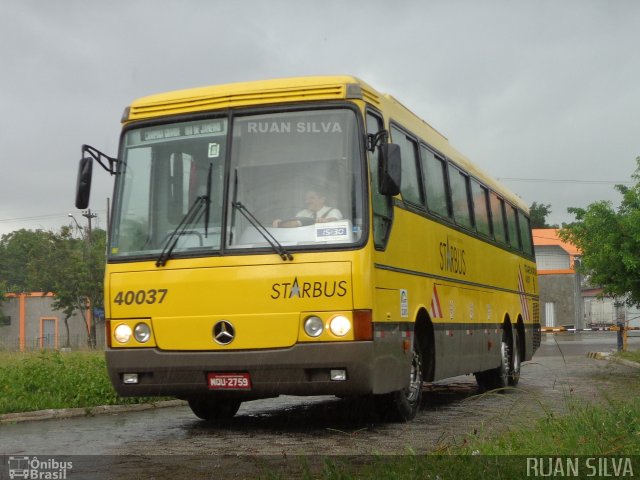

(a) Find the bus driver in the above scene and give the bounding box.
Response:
[272,189,343,228]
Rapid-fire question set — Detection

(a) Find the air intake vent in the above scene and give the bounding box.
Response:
[128,84,350,121]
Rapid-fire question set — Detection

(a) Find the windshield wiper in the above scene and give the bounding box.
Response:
[232,202,293,261]
[156,195,208,267]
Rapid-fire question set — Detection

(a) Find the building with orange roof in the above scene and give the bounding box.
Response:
[533,229,640,330]
[533,229,581,274]
[532,229,583,329]
[0,292,105,351]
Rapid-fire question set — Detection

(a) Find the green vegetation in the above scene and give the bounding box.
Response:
[0,227,106,347]
[619,348,640,364]
[561,156,640,308]
[454,397,640,456]
[0,350,161,414]
[529,201,557,228]
[280,396,640,479]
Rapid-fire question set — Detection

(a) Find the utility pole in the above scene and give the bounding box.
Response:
[70,209,98,348]
[83,209,97,348]
[82,209,97,235]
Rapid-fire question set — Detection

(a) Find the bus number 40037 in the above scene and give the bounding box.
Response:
[113,289,168,306]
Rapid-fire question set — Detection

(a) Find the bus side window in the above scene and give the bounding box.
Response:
[449,164,473,229]
[518,210,534,256]
[506,204,521,250]
[490,192,507,244]
[420,146,451,218]
[471,178,491,237]
[367,111,393,249]
[390,126,423,206]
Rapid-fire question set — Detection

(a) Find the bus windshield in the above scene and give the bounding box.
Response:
[110,108,364,259]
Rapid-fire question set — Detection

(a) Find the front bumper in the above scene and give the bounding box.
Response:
[106,341,407,398]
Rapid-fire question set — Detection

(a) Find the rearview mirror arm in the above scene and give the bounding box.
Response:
[367,130,389,152]
[82,144,119,175]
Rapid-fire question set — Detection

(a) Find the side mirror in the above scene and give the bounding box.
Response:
[75,157,93,209]
[378,143,401,196]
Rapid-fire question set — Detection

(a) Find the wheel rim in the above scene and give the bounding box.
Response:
[405,346,423,403]
[500,339,510,384]
[511,334,521,382]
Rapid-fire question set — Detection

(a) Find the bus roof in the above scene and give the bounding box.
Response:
[124,75,527,212]
[124,75,375,122]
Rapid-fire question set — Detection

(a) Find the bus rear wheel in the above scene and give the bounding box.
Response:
[509,328,522,387]
[187,396,242,421]
[376,337,423,422]
[475,335,510,391]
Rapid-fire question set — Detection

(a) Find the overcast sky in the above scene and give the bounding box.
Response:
[1,0,639,236]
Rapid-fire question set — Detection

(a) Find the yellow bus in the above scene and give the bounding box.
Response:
[75,75,539,422]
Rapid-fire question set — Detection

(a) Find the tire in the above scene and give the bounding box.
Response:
[475,333,511,391]
[509,328,522,387]
[376,337,423,422]
[187,397,242,421]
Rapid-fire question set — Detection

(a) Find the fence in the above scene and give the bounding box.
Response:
[0,334,106,351]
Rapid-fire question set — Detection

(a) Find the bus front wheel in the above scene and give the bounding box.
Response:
[187,396,242,421]
[375,337,423,422]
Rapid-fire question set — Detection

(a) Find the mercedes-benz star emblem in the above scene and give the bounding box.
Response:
[213,320,235,345]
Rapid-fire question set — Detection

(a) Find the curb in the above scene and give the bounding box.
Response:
[612,357,640,370]
[0,399,187,424]
[586,352,640,370]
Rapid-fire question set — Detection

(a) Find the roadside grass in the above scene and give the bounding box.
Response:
[453,395,640,456]
[618,348,640,364]
[0,350,163,414]
[273,394,640,480]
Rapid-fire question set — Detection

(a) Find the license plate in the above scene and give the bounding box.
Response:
[207,372,252,390]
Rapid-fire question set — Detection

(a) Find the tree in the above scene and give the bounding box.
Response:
[0,229,56,292]
[560,156,640,307]
[529,202,556,228]
[0,226,106,347]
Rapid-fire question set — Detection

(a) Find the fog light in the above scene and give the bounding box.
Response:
[134,323,151,343]
[122,373,139,384]
[304,316,324,337]
[329,315,351,336]
[114,324,132,343]
[330,369,347,381]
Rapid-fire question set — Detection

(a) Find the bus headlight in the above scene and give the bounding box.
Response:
[304,316,324,337]
[114,324,132,343]
[329,315,351,337]
[134,323,151,343]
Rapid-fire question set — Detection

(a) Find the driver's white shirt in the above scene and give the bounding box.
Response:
[296,206,343,221]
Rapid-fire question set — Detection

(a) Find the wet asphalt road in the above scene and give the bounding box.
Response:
[1,332,639,478]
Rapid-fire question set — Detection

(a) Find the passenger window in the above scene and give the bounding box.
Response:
[391,126,423,206]
[518,212,534,255]
[506,204,521,249]
[471,179,491,237]
[490,192,507,244]
[420,146,450,218]
[449,165,473,229]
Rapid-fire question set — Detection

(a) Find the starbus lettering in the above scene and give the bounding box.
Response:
[271,277,348,299]
[439,237,466,275]
[246,121,343,134]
